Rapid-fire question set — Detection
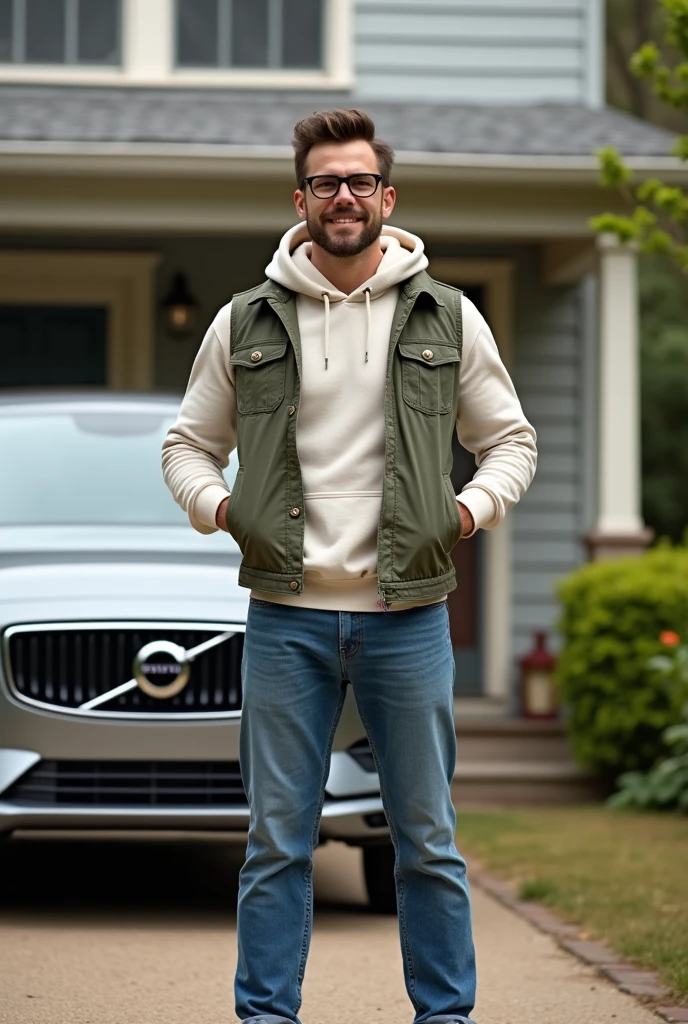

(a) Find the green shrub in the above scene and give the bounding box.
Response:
[555,542,688,778]
[608,707,688,810]
[608,646,688,812]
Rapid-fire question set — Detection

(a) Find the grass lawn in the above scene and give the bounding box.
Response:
[456,805,688,1002]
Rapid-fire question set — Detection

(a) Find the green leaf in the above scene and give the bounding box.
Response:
[596,146,633,188]
[589,214,639,243]
[630,42,661,79]
[649,655,676,673]
[637,178,665,203]
[642,229,677,256]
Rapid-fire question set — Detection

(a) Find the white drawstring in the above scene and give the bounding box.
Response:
[322,292,330,370]
[364,288,371,364]
[322,288,371,369]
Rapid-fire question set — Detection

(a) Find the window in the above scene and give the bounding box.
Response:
[0,0,121,65]
[176,0,323,71]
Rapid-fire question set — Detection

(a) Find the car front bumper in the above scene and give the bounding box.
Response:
[0,615,389,844]
[0,788,386,840]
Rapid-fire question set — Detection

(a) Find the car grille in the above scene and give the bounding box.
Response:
[3,623,243,716]
[5,760,248,807]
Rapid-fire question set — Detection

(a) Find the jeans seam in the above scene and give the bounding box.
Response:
[338,613,363,676]
[354,703,423,1014]
[349,613,362,659]
[293,681,348,1014]
[338,613,347,678]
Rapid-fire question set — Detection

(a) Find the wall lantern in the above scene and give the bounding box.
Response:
[519,631,558,719]
[162,272,199,336]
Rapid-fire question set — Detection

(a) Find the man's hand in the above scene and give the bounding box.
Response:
[216,496,230,532]
[457,501,474,538]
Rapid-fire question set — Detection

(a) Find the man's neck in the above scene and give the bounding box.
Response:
[309,241,384,295]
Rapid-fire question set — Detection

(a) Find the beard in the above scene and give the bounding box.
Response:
[306,202,384,257]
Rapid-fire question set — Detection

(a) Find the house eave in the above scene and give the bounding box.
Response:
[0,140,685,186]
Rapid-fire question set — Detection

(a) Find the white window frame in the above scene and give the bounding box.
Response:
[0,0,123,73]
[0,0,353,89]
[429,257,515,702]
[0,250,160,390]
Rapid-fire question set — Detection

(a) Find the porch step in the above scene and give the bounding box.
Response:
[451,714,605,806]
[455,717,576,764]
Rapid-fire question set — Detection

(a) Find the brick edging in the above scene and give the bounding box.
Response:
[471,868,688,1023]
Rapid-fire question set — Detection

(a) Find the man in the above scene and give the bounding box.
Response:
[162,108,536,1024]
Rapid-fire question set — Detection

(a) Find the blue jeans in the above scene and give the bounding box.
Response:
[235,599,477,1024]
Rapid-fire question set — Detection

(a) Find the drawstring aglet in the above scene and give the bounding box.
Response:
[364,287,371,366]
[322,291,330,372]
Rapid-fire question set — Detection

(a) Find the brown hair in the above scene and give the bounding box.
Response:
[292,109,395,187]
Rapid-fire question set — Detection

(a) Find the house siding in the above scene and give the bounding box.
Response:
[353,0,602,106]
[510,255,588,660]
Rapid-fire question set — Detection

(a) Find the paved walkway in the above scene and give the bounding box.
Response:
[0,835,662,1024]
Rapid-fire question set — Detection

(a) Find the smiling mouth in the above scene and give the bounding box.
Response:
[326,215,365,225]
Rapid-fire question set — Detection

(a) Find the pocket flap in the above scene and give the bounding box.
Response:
[398,342,461,368]
[230,340,288,369]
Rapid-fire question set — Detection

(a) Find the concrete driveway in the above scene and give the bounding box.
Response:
[0,832,661,1024]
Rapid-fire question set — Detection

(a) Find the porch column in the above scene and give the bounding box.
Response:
[586,234,653,559]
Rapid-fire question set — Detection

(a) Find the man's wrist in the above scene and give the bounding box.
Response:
[457,500,475,537]
[215,495,230,531]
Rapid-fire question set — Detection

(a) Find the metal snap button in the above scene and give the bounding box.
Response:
[422,349,434,360]
[289,507,300,518]
[287,405,296,416]
[289,581,299,591]
[250,351,262,362]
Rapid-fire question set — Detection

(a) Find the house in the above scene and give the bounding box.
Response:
[0,0,684,797]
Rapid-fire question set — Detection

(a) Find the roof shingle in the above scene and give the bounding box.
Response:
[0,86,678,158]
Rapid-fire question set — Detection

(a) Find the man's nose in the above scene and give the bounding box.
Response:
[335,182,356,203]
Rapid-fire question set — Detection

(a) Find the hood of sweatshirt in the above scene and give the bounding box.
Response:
[264,221,429,367]
[265,221,428,301]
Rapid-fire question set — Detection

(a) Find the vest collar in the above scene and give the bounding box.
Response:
[401,270,446,306]
[247,280,291,305]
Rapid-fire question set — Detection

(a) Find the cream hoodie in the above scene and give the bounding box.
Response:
[162,222,537,611]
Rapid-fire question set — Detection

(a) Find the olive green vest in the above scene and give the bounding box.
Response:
[225,270,463,607]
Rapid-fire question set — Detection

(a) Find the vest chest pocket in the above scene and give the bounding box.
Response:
[231,340,287,415]
[398,341,461,415]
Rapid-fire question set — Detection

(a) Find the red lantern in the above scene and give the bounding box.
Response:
[519,631,558,719]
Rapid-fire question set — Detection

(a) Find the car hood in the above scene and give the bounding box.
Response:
[0,527,249,625]
[0,525,240,563]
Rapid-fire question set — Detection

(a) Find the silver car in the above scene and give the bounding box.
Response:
[0,393,395,911]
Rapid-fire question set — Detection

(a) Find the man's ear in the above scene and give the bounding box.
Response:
[382,186,396,220]
[294,188,307,219]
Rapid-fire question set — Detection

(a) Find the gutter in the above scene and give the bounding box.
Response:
[0,140,685,186]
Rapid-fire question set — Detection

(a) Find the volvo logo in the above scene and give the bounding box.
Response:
[133,641,191,699]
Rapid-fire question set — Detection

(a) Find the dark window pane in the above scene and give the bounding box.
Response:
[283,0,322,69]
[177,0,218,67]
[25,0,66,63]
[0,0,12,63]
[231,0,268,68]
[77,0,120,64]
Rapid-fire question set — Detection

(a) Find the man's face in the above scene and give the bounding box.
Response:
[294,139,396,258]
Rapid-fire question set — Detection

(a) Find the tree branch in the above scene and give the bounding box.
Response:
[609,21,647,117]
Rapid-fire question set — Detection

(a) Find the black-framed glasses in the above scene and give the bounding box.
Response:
[301,173,383,199]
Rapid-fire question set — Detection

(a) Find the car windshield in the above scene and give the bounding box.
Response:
[0,408,237,527]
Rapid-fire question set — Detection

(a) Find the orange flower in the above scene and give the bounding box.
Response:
[659,630,681,647]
